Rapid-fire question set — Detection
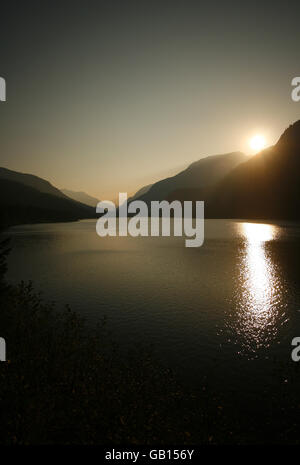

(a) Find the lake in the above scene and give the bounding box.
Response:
[6,219,300,397]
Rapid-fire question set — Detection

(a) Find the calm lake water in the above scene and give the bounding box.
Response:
[6,219,300,395]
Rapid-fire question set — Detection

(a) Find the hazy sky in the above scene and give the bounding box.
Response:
[0,0,299,199]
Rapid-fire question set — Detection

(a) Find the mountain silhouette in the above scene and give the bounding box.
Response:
[0,167,69,199]
[277,120,300,149]
[132,152,247,205]
[3,120,299,226]
[128,184,153,202]
[165,120,300,220]
[206,120,300,219]
[0,169,95,228]
[62,189,99,207]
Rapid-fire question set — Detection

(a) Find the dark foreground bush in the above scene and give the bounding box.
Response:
[0,281,192,444]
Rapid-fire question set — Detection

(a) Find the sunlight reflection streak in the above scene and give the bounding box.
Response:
[234,223,284,353]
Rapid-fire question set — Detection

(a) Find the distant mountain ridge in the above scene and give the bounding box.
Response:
[62,189,99,207]
[0,168,95,228]
[165,120,300,220]
[206,120,300,219]
[0,167,68,199]
[129,184,152,201]
[133,151,247,204]
[2,119,299,227]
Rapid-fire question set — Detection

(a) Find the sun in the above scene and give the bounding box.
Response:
[249,134,267,152]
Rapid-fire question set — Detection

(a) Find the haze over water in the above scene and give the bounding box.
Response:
[6,219,300,393]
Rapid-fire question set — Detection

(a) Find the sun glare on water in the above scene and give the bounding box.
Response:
[249,134,267,152]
